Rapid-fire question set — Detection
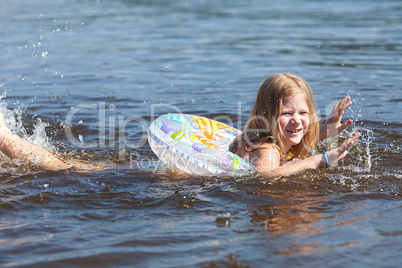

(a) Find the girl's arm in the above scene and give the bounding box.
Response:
[320,96,354,141]
[254,133,360,177]
[0,113,71,170]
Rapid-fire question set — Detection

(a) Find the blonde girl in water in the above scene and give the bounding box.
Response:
[0,73,359,175]
[229,73,360,176]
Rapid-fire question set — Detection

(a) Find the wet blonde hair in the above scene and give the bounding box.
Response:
[229,73,320,159]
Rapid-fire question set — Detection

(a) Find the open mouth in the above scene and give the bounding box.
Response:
[287,129,302,134]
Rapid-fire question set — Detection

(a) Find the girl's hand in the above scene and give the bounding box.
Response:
[323,132,360,167]
[320,96,354,140]
[257,133,360,177]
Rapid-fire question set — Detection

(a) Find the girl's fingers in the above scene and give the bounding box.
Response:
[339,132,360,152]
[327,132,360,165]
[337,96,349,108]
[328,146,348,165]
[331,96,351,119]
[341,95,351,104]
[352,132,360,141]
[340,100,352,113]
[338,119,353,134]
[345,132,360,148]
[338,97,351,114]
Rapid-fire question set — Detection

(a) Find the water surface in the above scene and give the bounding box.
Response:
[0,0,401,267]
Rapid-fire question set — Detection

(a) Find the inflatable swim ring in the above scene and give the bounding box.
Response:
[148,113,253,175]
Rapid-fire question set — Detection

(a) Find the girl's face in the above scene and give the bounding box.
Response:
[279,93,310,153]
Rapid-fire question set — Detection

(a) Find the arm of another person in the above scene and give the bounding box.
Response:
[0,113,71,170]
[253,133,360,177]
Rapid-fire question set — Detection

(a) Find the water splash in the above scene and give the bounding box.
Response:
[342,127,373,173]
[0,92,55,152]
[27,118,55,151]
[343,92,372,172]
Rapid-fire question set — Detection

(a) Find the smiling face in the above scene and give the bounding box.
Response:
[279,93,310,153]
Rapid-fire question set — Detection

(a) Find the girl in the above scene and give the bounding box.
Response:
[229,73,360,177]
[0,73,359,174]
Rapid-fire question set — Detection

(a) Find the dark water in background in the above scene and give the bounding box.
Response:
[0,0,401,267]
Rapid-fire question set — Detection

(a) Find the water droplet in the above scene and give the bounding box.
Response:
[78,120,83,124]
[42,51,48,57]
[44,184,49,188]
[78,134,84,143]
[14,100,19,105]
[164,66,168,70]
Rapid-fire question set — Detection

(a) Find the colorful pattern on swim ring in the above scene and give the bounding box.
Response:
[147,113,253,175]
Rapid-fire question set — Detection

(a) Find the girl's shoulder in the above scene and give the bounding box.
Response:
[246,141,280,154]
[247,142,281,162]
[248,142,281,171]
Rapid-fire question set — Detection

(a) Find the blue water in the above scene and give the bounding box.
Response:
[0,0,401,267]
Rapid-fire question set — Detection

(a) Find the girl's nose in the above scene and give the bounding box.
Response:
[291,113,302,124]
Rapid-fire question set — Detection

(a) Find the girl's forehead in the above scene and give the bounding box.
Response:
[282,92,307,102]
[280,93,309,110]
